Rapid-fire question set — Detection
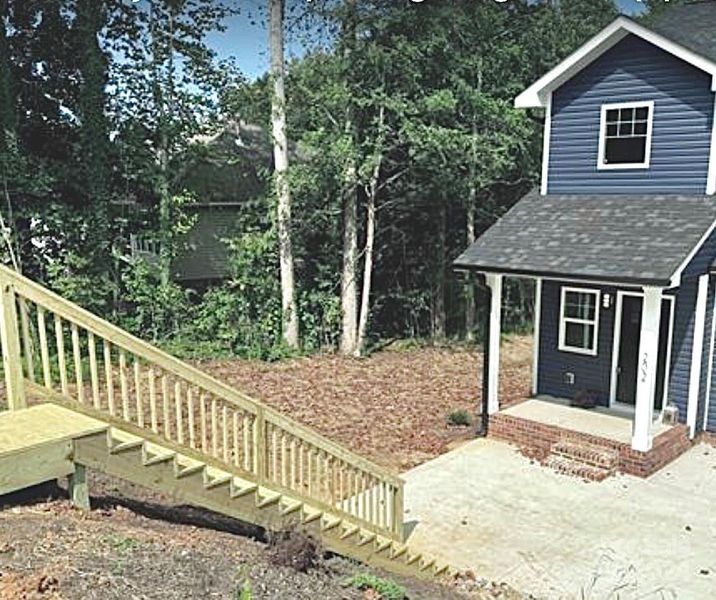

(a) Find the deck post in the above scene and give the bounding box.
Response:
[485,274,502,415]
[0,276,26,411]
[69,463,90,511]
[632,286,662,452]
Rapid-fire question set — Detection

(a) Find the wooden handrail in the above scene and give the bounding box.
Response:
[0,265,403,489]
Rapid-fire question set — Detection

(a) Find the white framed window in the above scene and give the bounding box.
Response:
[597,100,654,170]
[559,287,600,356]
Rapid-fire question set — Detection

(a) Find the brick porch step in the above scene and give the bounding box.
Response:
[544,455,614,482]
[551,440,619,470]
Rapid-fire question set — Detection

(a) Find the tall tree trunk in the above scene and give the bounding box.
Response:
[465,119,478,342]
[0,0,17,271]
[150,1,173,286]
[269,0,299,348]
[340,158,358,354]
[355,107,384,357]
[339,0,358,355]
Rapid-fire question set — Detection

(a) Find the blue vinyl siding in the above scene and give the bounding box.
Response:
[548,34,715,194]
[537,281,617,405]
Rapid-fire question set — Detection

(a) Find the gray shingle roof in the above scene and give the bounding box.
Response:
[453,192,716,286]
[650,1,716,65]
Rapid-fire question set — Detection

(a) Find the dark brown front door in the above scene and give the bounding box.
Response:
[616,296,642,405]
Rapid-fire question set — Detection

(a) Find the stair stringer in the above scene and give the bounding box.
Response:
[72,428,452,580]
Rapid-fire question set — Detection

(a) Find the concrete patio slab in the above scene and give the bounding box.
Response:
[404,438,716,599]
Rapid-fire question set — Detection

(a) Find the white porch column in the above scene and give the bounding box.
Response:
[485,274,502,415]
[532,278,542,396]
[632,286,663,452]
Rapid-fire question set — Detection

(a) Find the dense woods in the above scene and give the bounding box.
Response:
[0,0,661,360]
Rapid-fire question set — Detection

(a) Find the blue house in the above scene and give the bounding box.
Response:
[455,4,716,469]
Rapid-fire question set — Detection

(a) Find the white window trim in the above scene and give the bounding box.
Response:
[597,100,654,171]
[558,286,600,356]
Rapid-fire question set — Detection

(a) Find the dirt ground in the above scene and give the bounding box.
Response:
[0,478,522,600]
[199,336,532,471]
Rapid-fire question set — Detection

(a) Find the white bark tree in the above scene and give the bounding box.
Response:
[269,0,299,348]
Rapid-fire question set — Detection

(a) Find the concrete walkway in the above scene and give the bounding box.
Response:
[404,438,716,599]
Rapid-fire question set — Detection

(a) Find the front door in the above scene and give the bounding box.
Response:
[616,296,642,405]
[615,295,672,408]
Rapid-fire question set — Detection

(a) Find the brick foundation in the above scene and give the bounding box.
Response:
[489,412,692,478]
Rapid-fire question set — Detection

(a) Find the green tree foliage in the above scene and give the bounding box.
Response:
[0,0,619,357]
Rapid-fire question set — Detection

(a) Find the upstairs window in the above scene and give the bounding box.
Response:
[559,287,600,356]
[598,101,654,170]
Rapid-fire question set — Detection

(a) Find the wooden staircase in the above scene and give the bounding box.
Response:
[0,265,453,580]
[72,427,447,578]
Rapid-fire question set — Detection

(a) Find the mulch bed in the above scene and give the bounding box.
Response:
[198,337,532,471]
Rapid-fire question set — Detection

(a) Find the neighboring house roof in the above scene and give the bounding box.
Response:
[515,9,716,108]
[453,192,716,287]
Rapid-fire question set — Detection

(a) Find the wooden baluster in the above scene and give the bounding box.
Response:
[253,408,266,481]
[36,307,51,389]
[232,411,239,467]
[103,341,114,416]
[88,332,100,409]
[187,387,196,448]
[54,315,68,396]
[222,404,229,463]
[119,349,129,419]
[175,381,183,444]
[210,397,218,457]
[327,456,335,506]
[162,375,171,440]
[243,415,251,471]
[18,298,35,383]
[148,367,158,433]
[281,434,288,487]
[380,481,388,529]
[271,428,279,483]
[317,451,324,501]
[307,449,313,496]
[71,323,84,404]
[290,439,297,490]
[392,483,404,537]
[200,393,208,454]
[298,442,305,492]
[134,359,143,427]
[338,462,345,509]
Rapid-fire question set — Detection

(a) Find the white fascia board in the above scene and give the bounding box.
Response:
[515,17,716,109]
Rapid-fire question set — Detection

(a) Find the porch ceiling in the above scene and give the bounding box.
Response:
[453,191,716,286]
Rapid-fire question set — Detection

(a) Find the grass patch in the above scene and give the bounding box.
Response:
[447,409,471,427]
[345,573,407,599]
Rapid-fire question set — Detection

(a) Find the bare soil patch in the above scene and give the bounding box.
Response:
[199,336,532,471]
[0,480,520,599]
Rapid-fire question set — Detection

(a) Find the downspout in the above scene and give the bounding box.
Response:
[476,274,491,437]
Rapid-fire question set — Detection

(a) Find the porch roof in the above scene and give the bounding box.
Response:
[453,191,716,287]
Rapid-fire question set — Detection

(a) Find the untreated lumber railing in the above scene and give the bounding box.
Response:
[0,265,404,539]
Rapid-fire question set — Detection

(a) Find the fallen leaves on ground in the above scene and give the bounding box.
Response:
[198,336,532,471]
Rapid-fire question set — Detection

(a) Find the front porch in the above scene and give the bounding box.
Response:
[489,397,691,477]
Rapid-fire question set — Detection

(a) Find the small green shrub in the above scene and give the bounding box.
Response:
[447,409,472,427]
[346,573,407,600]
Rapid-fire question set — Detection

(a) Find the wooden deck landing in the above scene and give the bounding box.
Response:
[0,404,107,495]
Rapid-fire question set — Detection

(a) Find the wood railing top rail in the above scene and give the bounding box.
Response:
[1,265,402,486]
